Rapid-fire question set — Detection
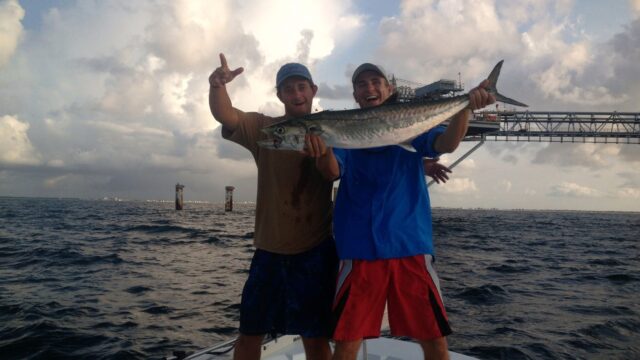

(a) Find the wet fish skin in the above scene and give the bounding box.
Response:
[258,60,527,151]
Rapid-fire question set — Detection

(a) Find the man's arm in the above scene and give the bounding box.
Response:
[434,79,495,153]
[209,53,245,132]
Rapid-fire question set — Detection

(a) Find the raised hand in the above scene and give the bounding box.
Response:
[468,79,496,111]
[209,53,244,88]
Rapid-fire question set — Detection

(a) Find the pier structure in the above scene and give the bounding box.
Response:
[427,111,640,186]
[468,111,640,144]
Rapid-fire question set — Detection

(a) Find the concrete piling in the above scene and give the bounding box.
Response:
[175,183,185,210]
[225,186,235,212]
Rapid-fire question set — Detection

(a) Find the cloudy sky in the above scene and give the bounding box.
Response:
[1,0,639,211]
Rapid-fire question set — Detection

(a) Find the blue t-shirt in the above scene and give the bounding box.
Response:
[333,126,445,260]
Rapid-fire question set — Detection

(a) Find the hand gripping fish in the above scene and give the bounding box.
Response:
[258,60,527,152]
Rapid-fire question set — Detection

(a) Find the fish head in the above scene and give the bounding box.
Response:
[259,121,308,151]
[257,135,305,151]
[261,121,308,137]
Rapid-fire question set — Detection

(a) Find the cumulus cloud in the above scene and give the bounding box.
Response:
[378,0,522,83]
[532,143,621,169]
[0,115,41,166]
[317,83,353,101]
[618,171,640,188]
[529,42,625,106]
[497,0,573,26]
[618,145,640,163]
[533,17,640,112]
[523,13,640,112]
[0,0,365,200]
[549,182,601,197]
[600,19,640,109]
[373,0,639,113]
[0,0,23,67]
[502,154,518,164]
[613,171,640,203]
[501,180,512,192]
[457,158,477,170]
[238,0,363,63]
[617,187,640,199]
[435,177,478,194]
[438,156,477,171]
[632,0,640,16]
[485,142,540,165]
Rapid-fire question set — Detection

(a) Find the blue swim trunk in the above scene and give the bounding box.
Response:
[239,239,338,338]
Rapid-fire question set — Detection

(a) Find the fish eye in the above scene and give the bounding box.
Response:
[274,126,285,135]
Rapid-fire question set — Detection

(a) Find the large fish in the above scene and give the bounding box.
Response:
[258,60,527,151]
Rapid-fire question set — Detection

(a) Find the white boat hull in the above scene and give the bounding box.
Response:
[172,335,478,360]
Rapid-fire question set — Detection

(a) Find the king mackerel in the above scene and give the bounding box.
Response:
[259,60,526,152]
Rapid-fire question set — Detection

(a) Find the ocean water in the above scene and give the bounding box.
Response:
[0,197,638,360]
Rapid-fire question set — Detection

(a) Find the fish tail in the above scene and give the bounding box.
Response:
[486,60,528,107]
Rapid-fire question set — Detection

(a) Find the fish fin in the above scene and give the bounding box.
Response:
[486,60,528,107]
[397,141,417,152]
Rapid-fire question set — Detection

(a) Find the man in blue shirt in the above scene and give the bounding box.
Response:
[306,63,495,360]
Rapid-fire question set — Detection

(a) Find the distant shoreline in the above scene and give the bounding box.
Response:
[1,195,638,214]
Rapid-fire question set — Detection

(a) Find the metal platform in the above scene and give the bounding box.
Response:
[468,111,640,144]
[429,110,640,186]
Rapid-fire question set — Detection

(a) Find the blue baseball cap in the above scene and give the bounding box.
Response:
[276,63,313,88]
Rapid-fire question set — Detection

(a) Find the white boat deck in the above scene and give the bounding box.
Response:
[178,335,478,360]
[263,335,478,360]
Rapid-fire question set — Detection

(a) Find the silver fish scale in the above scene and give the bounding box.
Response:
[315,95,470,148]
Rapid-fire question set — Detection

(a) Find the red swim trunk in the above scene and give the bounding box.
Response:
[331,255,452,341]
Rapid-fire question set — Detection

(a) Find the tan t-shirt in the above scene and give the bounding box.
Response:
[222,110,333,254]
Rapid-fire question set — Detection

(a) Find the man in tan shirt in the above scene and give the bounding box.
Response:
[209,54,336,360]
